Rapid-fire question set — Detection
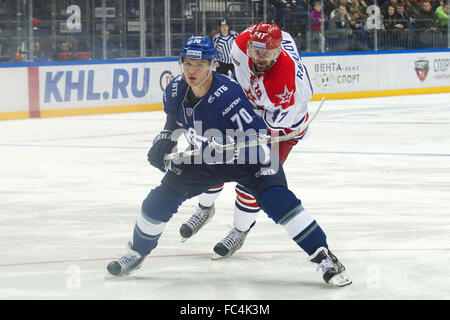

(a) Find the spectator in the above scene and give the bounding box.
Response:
[382,0,400,17]
[395,3,413,46]
[289,0,310,36]
[310,1,329,51]
[328,5,353,50]
[384,5,405,30]
[431,0,441,10]
[290,0,308,15]
[54,41,73,60]
[416,0,440,47]
[382,4,411,47]
[94,31,120,60]
[395,3,412,26]
[311,1,329,32]
[295,0,310,12]
[32,41,48,62]
[330,0,352,19]
[329,4,352,30]
[435,0,449,30]
[270,0,294,28]
[323,0,339,17]
[212,19,238,76]
[416,0,438,31]
[348,0,369,19]
[348,10,370,50]
[349,10,364,31]
[405,0,422,18]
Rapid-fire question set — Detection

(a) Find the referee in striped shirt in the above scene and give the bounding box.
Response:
[213,19,238,77]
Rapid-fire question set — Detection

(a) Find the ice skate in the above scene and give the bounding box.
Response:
[212,222,255,260]
[179,204,215,242]
[106,241,146,278]
[310,247,352,287]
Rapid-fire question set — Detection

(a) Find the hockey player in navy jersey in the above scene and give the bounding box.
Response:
[106,35,351,287]
[180,22,316,260]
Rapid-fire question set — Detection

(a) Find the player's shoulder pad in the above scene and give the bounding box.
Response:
[163,75,183,100]
[266,51,296,110]
[234,28,251,53]
[163,75,184,112]
[281,32,303,63]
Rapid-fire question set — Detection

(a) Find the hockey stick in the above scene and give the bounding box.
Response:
[164,97,325,161]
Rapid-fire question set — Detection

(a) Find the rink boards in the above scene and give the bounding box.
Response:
[0,49,449,120]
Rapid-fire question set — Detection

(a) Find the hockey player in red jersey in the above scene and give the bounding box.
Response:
[180,22,317,259]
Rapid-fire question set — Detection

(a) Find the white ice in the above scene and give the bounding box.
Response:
[0,93,449,300]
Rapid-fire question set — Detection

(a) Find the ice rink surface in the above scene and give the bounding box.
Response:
[0,93,449,300]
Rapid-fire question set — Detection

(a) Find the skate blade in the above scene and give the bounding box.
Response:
[104,266,142,279]
[104,272,123,280]
[104,270,137,280]
[211,253,227,260]
[180,236,189,243]
[328,272,352,287]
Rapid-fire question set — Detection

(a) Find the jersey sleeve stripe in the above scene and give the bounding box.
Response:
[290,113,308,129]
[262,110,290,130]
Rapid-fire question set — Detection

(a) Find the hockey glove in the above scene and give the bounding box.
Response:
[147,130,177,173]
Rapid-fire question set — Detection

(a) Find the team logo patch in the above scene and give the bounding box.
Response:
[275,85,294,106]
[186,108,193,117]
[414,59,429,81]
[252,41,266,50]
[186,49,202,59]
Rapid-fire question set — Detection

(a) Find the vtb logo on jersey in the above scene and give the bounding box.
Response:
[186,108,193,117]
[414,59,429,81]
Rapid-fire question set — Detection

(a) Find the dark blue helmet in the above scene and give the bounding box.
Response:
[180,35,216,61]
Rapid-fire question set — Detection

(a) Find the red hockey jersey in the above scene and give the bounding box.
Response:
[231,26,313,136]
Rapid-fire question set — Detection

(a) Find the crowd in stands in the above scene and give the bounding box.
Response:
[0,31,119,63]
[0,1,119,63]
[0,0,448,62]
[270,0,449,50]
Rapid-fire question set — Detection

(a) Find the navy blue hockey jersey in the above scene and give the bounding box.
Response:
[162,72,270,164]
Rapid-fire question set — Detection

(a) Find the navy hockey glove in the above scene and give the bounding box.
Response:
[147,130,177,173]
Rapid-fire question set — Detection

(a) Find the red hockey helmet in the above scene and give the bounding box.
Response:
[249,22,282,50]
[248,22,282,72]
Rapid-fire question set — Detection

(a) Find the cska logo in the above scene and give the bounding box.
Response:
[414,59,429,81]
[275,85,294,107]
[244,87,257,103]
